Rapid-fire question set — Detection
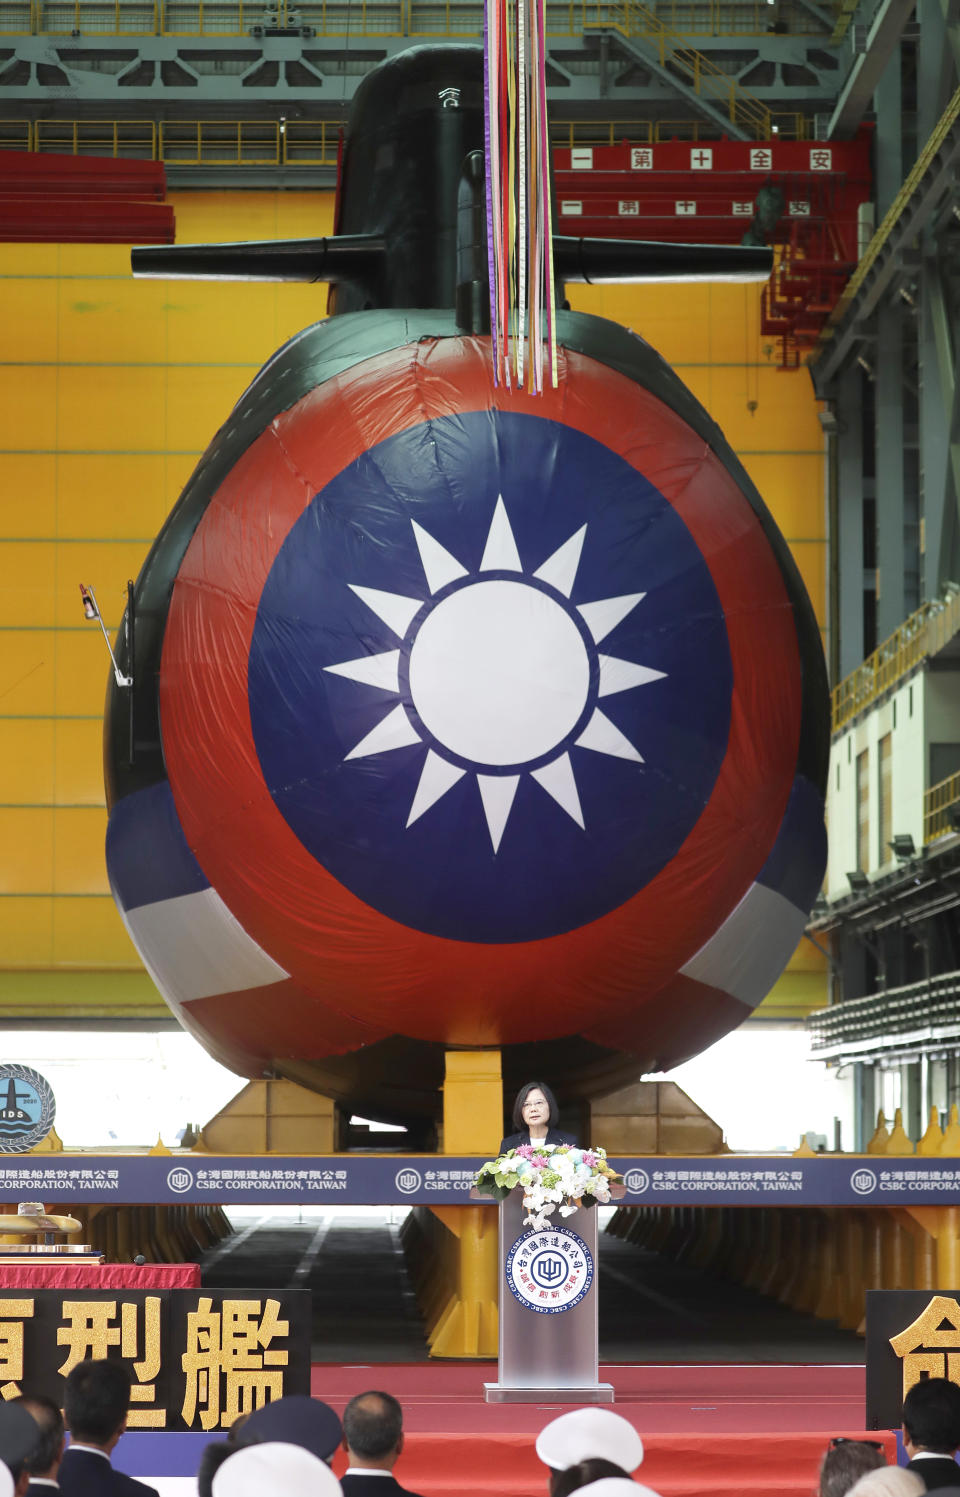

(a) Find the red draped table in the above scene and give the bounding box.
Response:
[0,1263,200,1288]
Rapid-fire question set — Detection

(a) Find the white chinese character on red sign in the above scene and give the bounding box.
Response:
[732,202,753,215]
[675,201,696,215]
[618,200,639,215]
[630,147,653,169]
[560,201,582,216]
[750,148,772,170]
[789,201,811,216]
[570,148,593,170]
[690,147,713,170]
[809,148,832,170]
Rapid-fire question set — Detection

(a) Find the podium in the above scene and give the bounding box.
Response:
[483,1187,614,1403]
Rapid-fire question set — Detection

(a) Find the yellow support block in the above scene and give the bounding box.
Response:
[424,1205,498,1358]
[867,1110,891,1154]
[940,1105,960,1155]
[886,1108,915,1155]
[918,1107,945,1155]
[442,1050,502,1156]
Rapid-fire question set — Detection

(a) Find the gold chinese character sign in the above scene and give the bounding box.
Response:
[867,1290,960,1430]
[0,1290,309,1430]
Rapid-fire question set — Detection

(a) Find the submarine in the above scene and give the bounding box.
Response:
[102,43,829,1136]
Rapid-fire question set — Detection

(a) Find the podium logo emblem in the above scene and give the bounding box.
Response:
[624,1169,650,1194]
[167,1167,194,1194]
[395,1168,422,1194]
[505,1226,594,1314]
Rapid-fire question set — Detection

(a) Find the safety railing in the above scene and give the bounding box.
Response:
[34,117,158,155]
[0,118,33,148]
[2,114,806,160]
[831,591,960,734]
[809,973,960,1052]
[0,0,838,33]
[925,770,960,845]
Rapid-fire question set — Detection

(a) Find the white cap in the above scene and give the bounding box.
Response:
[535,1408,644,1472]
[0,1464,12,1497]
[212,1441,342,1497]
[578,1482,662,1497]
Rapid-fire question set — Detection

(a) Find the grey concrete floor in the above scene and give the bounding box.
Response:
[198,1208,865,1365]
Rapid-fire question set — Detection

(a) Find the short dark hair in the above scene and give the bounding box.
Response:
[64,1360,133,1445]
[818,1440,885,1497]
[16,1395,63,1476]
[903,1377,960,1454]
[196,1441,234,1497]
[342,1392,403,1460]
[511,1081,559,1132]
[550,1458,629,1497]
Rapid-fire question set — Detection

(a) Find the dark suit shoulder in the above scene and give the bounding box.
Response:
[59,1451,158,1497]
[341,1475,424,1497]
[112,1473,159,1497]
[907,1455,960,1488]
[498,1130,578,1153]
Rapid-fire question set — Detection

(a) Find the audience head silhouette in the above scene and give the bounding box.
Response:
[343,1391,405,1467]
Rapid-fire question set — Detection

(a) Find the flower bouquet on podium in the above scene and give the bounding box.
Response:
[473,1145,623,1230]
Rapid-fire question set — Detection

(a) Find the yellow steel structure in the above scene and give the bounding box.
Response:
[0,0,832,35]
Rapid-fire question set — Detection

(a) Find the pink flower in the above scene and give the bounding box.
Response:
[515,1145,535,1160]
[532,1156,548,1169]
[582,1151,598,1167]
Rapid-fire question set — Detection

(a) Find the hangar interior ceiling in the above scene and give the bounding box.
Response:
[3,0,960,1146]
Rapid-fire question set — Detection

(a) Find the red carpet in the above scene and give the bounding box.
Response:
[313,1363,895,1496]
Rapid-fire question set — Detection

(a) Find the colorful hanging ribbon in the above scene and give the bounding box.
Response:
[484,0,558,391]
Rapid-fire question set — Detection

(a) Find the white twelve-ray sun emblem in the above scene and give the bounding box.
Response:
[324,497,667,853]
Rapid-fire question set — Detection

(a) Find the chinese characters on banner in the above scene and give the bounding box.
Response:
[866,1290,960,1428]
[0,1290,310,1430]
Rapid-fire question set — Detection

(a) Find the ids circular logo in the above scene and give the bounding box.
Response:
[506,1226,594,1314]
[167,1167,194,1194]
[851,1167,877,1196]
[0,1066,55,1154]
[396,1168,422,1195]
[624,1169,650,1195]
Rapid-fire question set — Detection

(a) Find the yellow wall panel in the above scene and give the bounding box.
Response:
[164,282,290,366]
[164,366,253,450]
[740,453,825,537]
[0,367,58,451]
[52,895,141,966]
[54,806,109,893]
[0,632,56,715]
[56,367,168,452]
[0,245,60,276]
[0,809,53,890]
[0,899,53,965]
[0,720,54,804]
[55,454,174,540]
[54,719,107,806]
[55,244,131,278]
[54,633,117,716]
[171,190,334,243]
[57,279,169,366]
[0,542,142,630]
[0,280,60,363]
[0,456,57,538]
[0,544,57,627]
[790,540,827,627]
